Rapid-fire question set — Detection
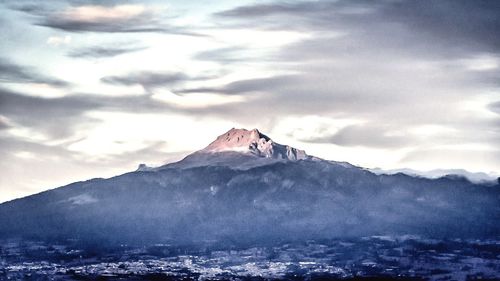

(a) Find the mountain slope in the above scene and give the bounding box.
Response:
[0,128,498,246]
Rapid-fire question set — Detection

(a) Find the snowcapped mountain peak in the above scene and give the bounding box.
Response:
[200,128,308,160]
[202,128,269,153]
[164,128,311,170]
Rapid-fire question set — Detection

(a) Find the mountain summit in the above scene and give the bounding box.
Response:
[201,128,308,160]
[166,128,311,170]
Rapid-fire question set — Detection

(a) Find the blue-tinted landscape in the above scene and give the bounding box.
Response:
[1,1,500,280]
[1,129,499,280]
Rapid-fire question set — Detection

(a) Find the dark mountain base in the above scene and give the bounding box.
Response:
[1,161,499,245]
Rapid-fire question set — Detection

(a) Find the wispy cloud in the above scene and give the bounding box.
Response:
[489,101,500,115]
[198,0,500,168]
[0,85,242,142]
[299,123,411,149]
[216,0,500,56]
[0,87,97,140]
[101,71,190,90]
[68,45,147,59]
[20,4,205,36]
[0,58,69,87]
[38,4,163,33]
[59,5,149,23]
[47,35,72,46]
[0,116,10,130]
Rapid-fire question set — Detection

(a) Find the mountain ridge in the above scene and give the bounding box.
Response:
[0,127,498,245]
[156,127,496,183]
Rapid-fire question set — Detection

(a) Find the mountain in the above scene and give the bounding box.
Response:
[166,128,312,170]
[201,128,308,159]
[0,128,498,246]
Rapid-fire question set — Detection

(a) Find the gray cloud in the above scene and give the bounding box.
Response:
[194,46,268,63]
[301,124,411,149]
[211,0,500,85]
[0,119,9,130]
[11,2,205,36]
[0,135,74,159]
[38,19,171,34]
[68,45,147,59]
[174,69,466,124]
[381,1,500,53]
[489,101,500,115]
[216,0,500,57]
[175,75,297,95]
[0,87,98,139]
[208,1,500,116]
[102,71,222,93]
[101,72,190,90]
[194,47,240,62]
[0,58,69,87]
[0,85,247,141]
[7,3,50,14]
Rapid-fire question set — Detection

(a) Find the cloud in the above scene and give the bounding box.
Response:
[380,1,500,53]
[179,0,500,168]
[39,4,161,33]
[175,75,297,95]
[0,85,245,141]
[0,87,98,139]
[301,124,411,148]
[0,116,10,130]
[194,47,245,63]
[0,86,168,141]
[208,1,500,115]
[0,58,70,87]
[0,134,74,160]
[47,35,72,46]
[489,101,500,115]
[101,71,190,90]
[68,45,147,58]
[23,4,204,35]
[216,0,500,57]
[101,71,220,92]
[59,5,149,23]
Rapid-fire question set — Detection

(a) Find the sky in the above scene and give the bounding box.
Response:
[1,0,500,203]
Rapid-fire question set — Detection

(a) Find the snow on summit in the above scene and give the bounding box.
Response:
[201,128,308,160]
[163,128,311,170]
[202,128,265,153]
